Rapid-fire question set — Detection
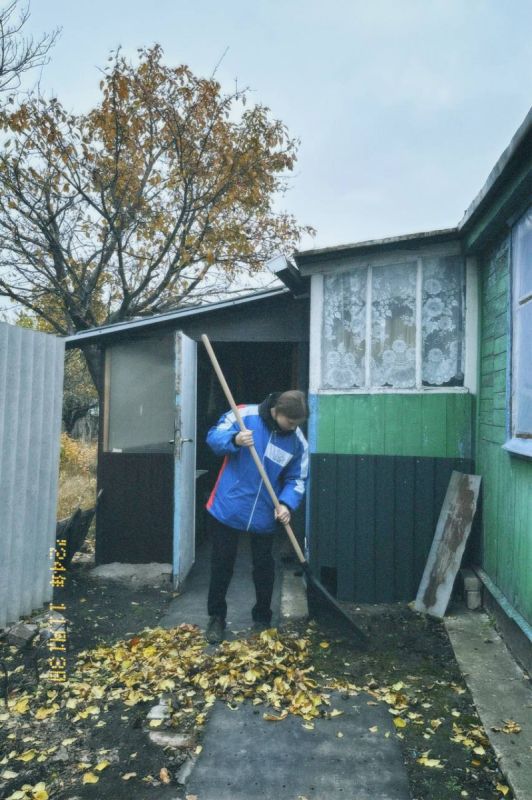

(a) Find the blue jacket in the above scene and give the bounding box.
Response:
[206,396,309,534]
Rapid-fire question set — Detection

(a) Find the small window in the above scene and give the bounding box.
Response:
[321,254,465,389]
[505,207,532,457]
[105,335,175,453]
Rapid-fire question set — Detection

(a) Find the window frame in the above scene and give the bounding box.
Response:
[310,244,471,395]
[504,205,532,459]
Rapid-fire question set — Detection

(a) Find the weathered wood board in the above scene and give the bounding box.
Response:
[414,471,481,618]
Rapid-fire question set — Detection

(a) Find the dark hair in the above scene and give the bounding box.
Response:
[273,390,308,421]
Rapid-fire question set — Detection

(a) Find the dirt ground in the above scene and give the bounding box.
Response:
[0,558,515,800]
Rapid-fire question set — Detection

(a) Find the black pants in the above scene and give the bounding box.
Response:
[207,516,275,624]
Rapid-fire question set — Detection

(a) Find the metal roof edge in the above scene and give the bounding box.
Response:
[458,106,532,233]
[293,228,459,265]
[64,286,291,346]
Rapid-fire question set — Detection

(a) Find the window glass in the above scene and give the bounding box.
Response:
[514,208,532,300]
[322,269,367,388]
[514,301,532,436]
[106,335,175,453]
[513,208,532,438]
[422,255,465,386]
[371,262,417,388]
[320,254,465,390]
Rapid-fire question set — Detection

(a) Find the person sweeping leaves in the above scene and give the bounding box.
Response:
[204,390,309,644]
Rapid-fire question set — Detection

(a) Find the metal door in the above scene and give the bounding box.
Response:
[173,331,197,586]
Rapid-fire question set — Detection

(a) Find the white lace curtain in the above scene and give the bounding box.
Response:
[322,255,464,389]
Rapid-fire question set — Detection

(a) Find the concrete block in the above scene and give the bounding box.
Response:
[89,562,172,586]
[7,622,38,646]
[147,702,171,720]
[460,568,481,592]
[466,589,482,610]
[149,731,195,749]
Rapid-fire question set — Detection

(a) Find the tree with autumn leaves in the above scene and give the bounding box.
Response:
[0,45,311,393]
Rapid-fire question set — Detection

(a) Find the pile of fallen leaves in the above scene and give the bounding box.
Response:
[73,624,329,724]
[0,625,333,798]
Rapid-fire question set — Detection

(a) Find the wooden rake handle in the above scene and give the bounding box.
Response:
[201,334,307,565]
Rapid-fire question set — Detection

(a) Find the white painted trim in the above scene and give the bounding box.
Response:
[364,265,372,387]
[464,256,479,394]
[309,273,323,394]
[415,258,423,387]
[315,387,470,396]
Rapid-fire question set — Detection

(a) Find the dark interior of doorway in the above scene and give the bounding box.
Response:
[195,341,306,545]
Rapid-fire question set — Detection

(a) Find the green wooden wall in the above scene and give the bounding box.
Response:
[314,393,473,458]
[477,237,532,626]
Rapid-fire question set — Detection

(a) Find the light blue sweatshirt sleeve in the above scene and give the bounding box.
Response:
[206,410,241,456]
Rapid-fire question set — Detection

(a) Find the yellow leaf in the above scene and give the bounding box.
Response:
[319,641,330,649]
[122,772,137,780]
[496,784,510,796]
[417,756,443,768]
[263,710,288,722]
[369,726,378,733]
[329,709,343,718]
[14,698,30,714]
[502,719,521,734]
[1,770,18,779]
[95,760,110,771]
[393,717,407,729]
[473,746,485,756]
[17,750,36,762]
[149,719,162,728]
[33,783,49,800]
[82,772,99,784]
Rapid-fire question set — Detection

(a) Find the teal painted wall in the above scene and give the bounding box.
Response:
[313,393,473,458]
[477,237,532,626]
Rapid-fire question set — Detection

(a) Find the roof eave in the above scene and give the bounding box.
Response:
[293,227,459,271]
[64,286,292,348]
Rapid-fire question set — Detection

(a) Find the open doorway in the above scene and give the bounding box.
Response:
[195,340,308,546]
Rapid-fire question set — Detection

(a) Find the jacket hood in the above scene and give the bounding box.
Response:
[258,392,288,435]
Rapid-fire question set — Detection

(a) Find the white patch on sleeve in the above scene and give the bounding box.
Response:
[265,442,292,468]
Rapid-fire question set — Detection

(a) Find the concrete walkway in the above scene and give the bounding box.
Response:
[445,607,532,800]
[159,534,411,800]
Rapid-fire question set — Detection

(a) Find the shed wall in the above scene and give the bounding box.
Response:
[477,237,532,626]
[0,323,64,627]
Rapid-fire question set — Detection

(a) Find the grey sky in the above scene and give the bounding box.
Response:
[19,1,532,251]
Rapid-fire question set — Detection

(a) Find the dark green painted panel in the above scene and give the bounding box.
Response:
[336,456,357,601]
[315,393,472,459]
[354,456,376,602]
[309,454,474,603]
[394,457,415,601]
[374,457,395,603]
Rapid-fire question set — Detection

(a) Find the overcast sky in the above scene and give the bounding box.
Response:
[18,1,532,251]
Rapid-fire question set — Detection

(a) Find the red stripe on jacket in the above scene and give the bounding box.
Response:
[206,455,229,510]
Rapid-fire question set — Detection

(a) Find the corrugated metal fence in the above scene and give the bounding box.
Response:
[0,322,64,628]
[309,453,474,603]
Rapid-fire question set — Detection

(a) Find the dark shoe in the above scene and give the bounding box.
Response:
[205,616,225,644]
[252,619,272,634]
